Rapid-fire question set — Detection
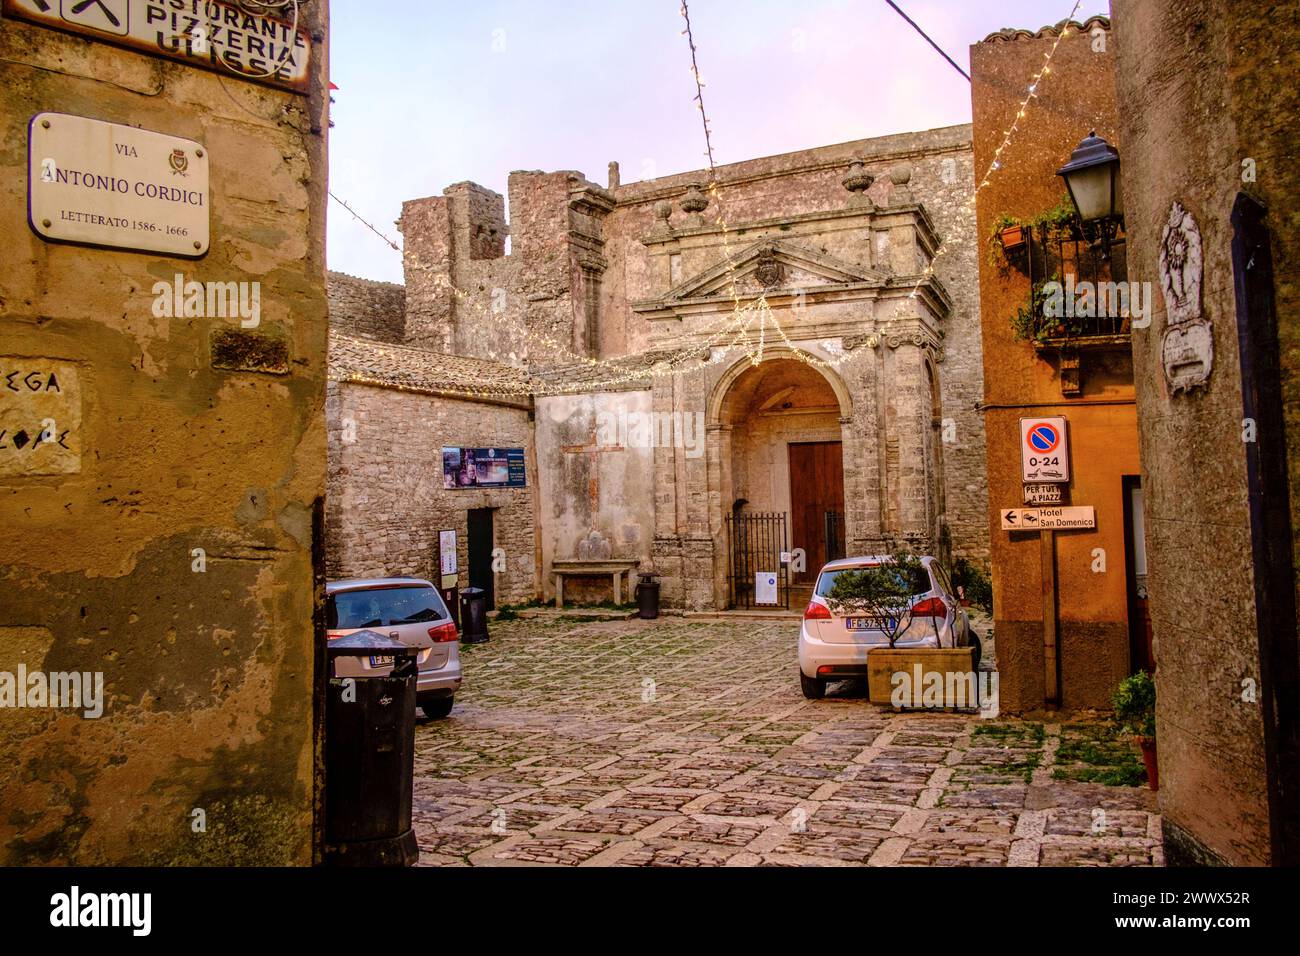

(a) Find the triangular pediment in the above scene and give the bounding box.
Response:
[665,239,887,301]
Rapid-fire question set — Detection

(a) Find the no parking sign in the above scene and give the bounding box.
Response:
[1020,417,1070,483]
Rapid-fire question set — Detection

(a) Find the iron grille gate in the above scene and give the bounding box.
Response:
[825,511,846,563]
[726,511,789,609]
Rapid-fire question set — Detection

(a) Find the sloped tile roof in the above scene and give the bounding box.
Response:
[328,331,535,403]
[981,15,1110,43]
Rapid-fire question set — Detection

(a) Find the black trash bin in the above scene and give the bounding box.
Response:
[323,629,420,867]
[459,587,489,644]
[635,573,660,619]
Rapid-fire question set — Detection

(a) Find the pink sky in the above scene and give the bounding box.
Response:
[327,1,1103,282]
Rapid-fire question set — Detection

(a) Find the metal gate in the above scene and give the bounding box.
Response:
[726,511,789,609]
[825,511,846,563]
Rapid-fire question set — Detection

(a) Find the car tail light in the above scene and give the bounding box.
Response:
[912,597,947,618]
[428,621,459,643]
[803,600,831,620]
[326,630,345,640]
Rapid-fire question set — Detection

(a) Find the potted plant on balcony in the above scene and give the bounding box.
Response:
[1113,671,1158,790]
[989,213,1028,272]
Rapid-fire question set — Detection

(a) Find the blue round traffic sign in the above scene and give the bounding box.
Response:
[1027,422,1060,453]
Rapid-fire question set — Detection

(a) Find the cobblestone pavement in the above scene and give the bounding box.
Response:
[413,616,1161,867]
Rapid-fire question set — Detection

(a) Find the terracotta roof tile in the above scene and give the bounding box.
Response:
[980,15,1109,44]
[328,331,534,402]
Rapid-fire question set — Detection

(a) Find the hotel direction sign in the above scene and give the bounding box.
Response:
[1,0,311,93]
[29,112,210,257]
[1000,506,1096,532]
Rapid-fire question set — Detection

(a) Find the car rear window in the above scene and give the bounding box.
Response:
[328,586,449,629]
[815,565,932,598]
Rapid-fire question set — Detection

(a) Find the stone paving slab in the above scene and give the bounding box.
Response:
[412,617,1160,867]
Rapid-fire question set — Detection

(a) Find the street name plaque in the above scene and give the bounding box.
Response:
[28,112,210,258]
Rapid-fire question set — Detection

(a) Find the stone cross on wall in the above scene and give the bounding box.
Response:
[561,428,624,514]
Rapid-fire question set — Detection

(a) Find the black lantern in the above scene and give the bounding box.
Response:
[1056,129,1122,223]
[1056,130,1123,256]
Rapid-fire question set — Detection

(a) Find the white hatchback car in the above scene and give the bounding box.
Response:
[326,577,463,718]
[798,555,977,699]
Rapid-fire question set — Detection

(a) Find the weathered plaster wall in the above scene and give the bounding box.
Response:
[971,18,1139,713]
[326,381,538,608]
[0,5,330,864]
[535,389,654,602]
[1114,0,1299,866]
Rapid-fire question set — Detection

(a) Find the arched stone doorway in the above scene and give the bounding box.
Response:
[707,353,851,608]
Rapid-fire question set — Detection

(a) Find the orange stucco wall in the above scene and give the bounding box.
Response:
[971,19,1140,711]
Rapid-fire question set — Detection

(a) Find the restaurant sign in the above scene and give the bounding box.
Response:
[1,0,311,93]
[29,112,210,257]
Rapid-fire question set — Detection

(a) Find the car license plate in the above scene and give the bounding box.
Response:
[369,654,396,667]
[847,616,893,631]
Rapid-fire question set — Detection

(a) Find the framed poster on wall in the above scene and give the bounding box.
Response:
[442,447,526,489]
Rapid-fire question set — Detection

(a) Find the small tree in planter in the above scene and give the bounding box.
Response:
[823,548,927,648]
[1113,671,1158,790]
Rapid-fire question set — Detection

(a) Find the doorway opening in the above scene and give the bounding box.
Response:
[467,508,496,611]
[715,357,846,610]
[1122,475,1151,673]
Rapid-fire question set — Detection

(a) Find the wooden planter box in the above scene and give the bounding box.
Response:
[866,646,979,708]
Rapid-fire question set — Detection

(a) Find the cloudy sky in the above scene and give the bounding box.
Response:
[327,0,1099,282]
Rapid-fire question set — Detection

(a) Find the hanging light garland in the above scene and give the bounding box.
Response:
[895,1,1084,315]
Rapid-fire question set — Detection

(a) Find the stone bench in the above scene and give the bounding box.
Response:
[552,559,641,608]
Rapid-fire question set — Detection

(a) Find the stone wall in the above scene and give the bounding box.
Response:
[605,125,987,565]
[0,4,331,864]
[326,381,538,608]
[328,271,405,342]
[1114,0,1300,866]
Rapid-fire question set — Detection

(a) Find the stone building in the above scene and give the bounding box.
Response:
[326,327,538,611]
[328,123,988,612]
[1113,0,1300,867]
[970,17,1143,714]
[0,2,331,863]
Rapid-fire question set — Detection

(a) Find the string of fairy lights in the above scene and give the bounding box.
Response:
[895,0,1083,315]
[330,2,1087,400]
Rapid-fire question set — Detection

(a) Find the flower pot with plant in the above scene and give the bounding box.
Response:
[1112,671,1158,790]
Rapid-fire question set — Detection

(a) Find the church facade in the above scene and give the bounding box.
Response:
[328,123,988,611]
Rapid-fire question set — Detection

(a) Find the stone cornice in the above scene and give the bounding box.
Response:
[612,133,973,208]
[641,203,940,254]
[631,272,952,322]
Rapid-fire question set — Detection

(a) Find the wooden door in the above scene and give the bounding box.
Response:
[788,442,845,583]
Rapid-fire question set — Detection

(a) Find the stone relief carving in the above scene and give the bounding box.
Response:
[754,250,784,289]
[1158,200,1213,392]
